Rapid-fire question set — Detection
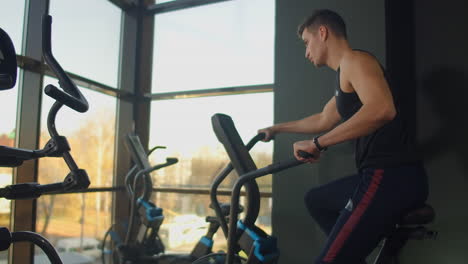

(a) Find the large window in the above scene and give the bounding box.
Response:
[148,0,276,253]
[149,93,274,252]
[152,0,275,93]
[154,193,272,253]
[35,193,107,263]
[49,0,121,87]
[2,0,276,262]
[0,69,20,219]
[31,2,122,261]
[38,77,117,188]
[149,93,274,190]
[0,1,25,261]
[0,77,18,262]
[155,0,177,3]
[0,0,26,54]
[36,76,117,262]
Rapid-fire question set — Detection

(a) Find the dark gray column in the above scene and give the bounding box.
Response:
[112,0,154,255]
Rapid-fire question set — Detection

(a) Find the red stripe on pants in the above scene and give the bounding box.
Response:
[323,169,384,263]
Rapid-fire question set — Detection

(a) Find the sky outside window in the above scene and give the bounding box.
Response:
[0,0,26,54]
[149,92,274,190]
[0,2,26,258]
[152,0,275,93]
[49,0,121,87]
[150,93,274,155]
[0,0,25,135]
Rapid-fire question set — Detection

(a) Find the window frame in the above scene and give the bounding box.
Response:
[9,0,275,262]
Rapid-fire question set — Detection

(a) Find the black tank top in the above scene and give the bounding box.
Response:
[335,51,419,170]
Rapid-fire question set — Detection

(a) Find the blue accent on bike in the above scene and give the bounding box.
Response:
[237,220,279,262]
[137,198,164,222]
[200,236,214,248]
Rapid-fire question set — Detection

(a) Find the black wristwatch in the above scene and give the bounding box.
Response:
[313,136,327,152]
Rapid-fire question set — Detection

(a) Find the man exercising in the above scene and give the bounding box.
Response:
[258,9,428,264]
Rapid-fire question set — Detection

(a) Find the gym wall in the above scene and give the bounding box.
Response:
[273,0,468,263]
[410,0,468,263]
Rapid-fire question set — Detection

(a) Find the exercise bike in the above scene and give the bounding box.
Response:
[194,113,437,264]
[0,12,90,264]
[103,133,244,263]
[192,113,309,264]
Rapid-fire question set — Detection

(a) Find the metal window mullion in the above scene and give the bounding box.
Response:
[107,0,136,11]
[11,0,48,264]
[112,8,138,255]
[112,2,154,259]
[16,54,135,101]
[147,0,232,15]
[43,187,273,197]
[148,84,274,101]
[133,1,154,149]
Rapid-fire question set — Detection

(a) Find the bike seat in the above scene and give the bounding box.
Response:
[399,204,435,225]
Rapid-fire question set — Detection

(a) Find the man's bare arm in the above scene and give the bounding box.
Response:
[259,97,341,140]
[318,52,396,148]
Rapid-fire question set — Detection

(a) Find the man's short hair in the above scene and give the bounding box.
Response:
[297,9,347,39]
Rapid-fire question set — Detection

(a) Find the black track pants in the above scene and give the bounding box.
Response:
[304,164,428,264]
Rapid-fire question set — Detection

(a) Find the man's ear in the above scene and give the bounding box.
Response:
[319,25,329,41]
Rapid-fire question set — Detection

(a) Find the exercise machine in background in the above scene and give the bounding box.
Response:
[0,11,90,264]
[103,133,244,263]
[193,114,308,264]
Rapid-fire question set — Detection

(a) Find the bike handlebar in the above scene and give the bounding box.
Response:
[42,15,88,113]
[0,227,63,264]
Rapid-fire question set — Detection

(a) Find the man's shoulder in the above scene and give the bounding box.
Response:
[341,50,382,76]
[345,50,377,66]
